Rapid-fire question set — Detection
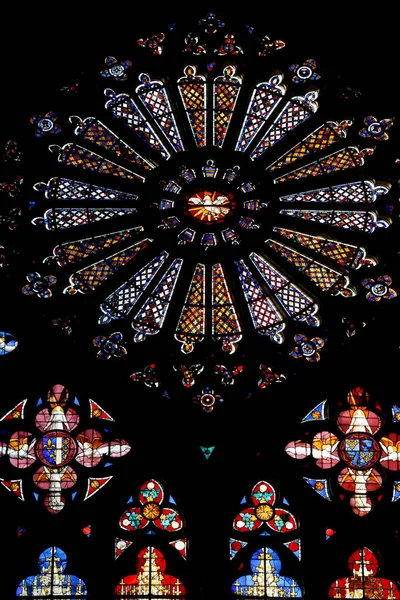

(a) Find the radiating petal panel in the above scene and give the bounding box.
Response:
[211,263,242,353]
[274,146,371,183]
[132,258,183,341]
[280,209,391,233]
[177,65,207,147]
[249,252,320,326]
[232,548,302,597]
[273,227,370,269]
[32,208,137,231]
[175,263,206,353]
[235,259,286,343]
[34,177,138,202]
[250,91,319,159]
[279,180,390,204]
[235,75,286,152]
[64,239,152,295]
[267,119,352,171]
[70,116,155,170]
[99,251,168,323]
[136,73,184,152]
[49,143,145,182]
[213,66,242,147]
[48,227,144,267]
[266,239,353,296]
[104,89,171,160]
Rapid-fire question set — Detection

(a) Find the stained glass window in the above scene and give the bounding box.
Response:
[2,8,399,600]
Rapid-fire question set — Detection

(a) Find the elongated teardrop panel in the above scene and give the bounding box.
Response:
[212,263,242,353]
[178,66,207,147]
[99,251,168,323]
[249,252,320,325]
[235,259,286,343]
[132,259,183,340]
[105,89,171,160]
[136,73,184,152]
[64,239,152,295]
[175,264,206,353]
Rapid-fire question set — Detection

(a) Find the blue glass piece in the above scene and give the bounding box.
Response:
[303,477,331,500]
[301,400,327,422]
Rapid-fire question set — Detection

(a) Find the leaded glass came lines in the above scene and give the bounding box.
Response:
[250,91,319,160]
[132,258,183,341]
[178,66,207,147]
[175,263,206,353]
[71,116,155,170]
[211,263,242,353]
[249,252,320,326]
[35,177,138,203]
[213,66,242,148]
[99,251,168,323]
[235,259,286,343]
[50,143,145,182]
[104,89,171,160]
[136,73,184,152]
[266,239,349,294]
[273,147,364,183]
[32,208,137,231]
[279,180,389,204]
[273,227,367,269]
[64,239,152,295]
[267,120,352,171]
[280,209,389,233]
[49,227,144,267]
[235,75,286,152]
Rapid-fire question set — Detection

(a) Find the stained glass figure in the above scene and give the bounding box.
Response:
[16,546,87,597]
[328,547,400,598]
[114,547,186,597]
[232,547,302,597]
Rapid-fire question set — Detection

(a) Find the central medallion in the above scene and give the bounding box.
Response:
[187,190,234,223]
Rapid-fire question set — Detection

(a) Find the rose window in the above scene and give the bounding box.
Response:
[9,11,396,368]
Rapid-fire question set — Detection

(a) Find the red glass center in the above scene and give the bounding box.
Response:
[187,190,234,223]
